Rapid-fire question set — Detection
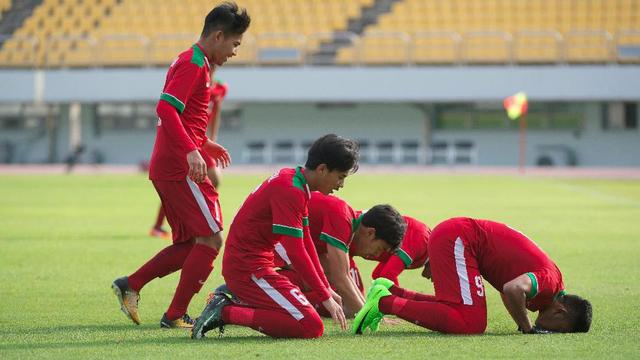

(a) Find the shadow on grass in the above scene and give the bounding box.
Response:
[0,325,274,351]
[1,324,520,352]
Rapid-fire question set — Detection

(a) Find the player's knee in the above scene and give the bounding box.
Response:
[300,312,324,338]
[196,233,223,250]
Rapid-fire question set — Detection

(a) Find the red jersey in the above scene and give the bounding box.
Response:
[308,192,359,254]
[369,216,431,269]
[223,167,311,278]
[150,43,212,180]
[207,80,227,118]
[460,218,565,311]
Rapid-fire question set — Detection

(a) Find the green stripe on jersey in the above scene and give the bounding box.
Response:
[191,44,205,67]
[293,166,308,193]
[352,213,364,233]
[525,272,538,299]
[395,248,413,268]
[160,93,185,113]
[302,217,309,226]
[273,224,303,238]
[319,232,349,253]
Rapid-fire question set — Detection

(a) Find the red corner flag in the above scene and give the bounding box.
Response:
[503,92,528,120]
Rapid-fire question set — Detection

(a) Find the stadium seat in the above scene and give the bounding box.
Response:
[0,0,639,67]
[357,0,640,64]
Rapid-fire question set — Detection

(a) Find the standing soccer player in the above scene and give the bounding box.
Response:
[192,134,359,339]
[112,2,250,328]
[149,75,229,239]
[353,217,592,335]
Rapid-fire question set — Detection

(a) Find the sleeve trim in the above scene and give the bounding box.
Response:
[319,232,349,253]
[395,248,413,268]
[525,272,538,299]
[160,92,186,113]
[273,224,303,238]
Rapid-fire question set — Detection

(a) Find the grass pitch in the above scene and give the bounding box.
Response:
[0,171,639,359]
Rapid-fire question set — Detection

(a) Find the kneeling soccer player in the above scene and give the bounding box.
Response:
[192,134,359,339]
[278,192,408,317]
[353,217,592,335]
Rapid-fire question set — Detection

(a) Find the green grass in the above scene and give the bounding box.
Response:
[1,172,639,359]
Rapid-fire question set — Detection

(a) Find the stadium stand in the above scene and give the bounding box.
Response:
[0,0,11,21]
[336,0,640,64]
[0,0,638,67]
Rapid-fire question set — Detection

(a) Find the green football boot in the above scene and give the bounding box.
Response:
[352,284,392,335]
[367,277,394,297]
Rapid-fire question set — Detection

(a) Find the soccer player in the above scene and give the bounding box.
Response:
[149,76,229,239]
[111,2,250,328]
[360,215,431,286]
[353,217,592,335]
[277,192,407,317]
[191,134,359,339]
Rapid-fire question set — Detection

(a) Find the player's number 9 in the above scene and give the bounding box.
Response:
[475,275,485,297]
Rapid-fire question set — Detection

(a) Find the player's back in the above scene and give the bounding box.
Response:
[472,219,561,291]
[223,167,310,278]
[398,216,432,269]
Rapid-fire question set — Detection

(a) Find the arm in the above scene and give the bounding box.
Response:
[303,225,330,288]
[156,101,204,182]
[279,235,347,330]
[502,274,534,333]
[325,245,365,317]
[279,235,330,302]
[371,255,406,286]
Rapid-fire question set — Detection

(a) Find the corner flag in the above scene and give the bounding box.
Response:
[503,92,528,120]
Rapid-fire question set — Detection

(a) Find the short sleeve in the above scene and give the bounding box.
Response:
[160,61,202,114]
[525,269,562,311]
[270,189,306,239]
[318,211,352,253]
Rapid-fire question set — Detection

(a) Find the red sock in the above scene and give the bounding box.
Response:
[222,305,323,338]
[379,295,486,334]
[128,241,194,292]
[390,286,436,301]
[165,243,218,320]
[153,205,165,229]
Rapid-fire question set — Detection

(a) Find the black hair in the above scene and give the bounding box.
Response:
[561,294,592,333]
[361,205,407,250]
[201,2,251,37]
[305,134,359,173]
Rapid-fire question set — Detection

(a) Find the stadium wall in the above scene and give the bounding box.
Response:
[0,67,638,166]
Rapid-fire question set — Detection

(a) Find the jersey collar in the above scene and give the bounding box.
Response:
[194,42,211,69]
[554,289,566,301]
[352,213,364,233]
[294,166,311,200]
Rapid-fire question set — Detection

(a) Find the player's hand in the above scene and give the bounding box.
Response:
[329,288,343,307]
[525,326,557,334]
[202,139,231,168]
[322,297,347,331]
[186,149,207,183]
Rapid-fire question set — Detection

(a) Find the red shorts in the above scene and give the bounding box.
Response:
[428,218,486,309]
[152,177,223,243]
[277,257,364,317]
[225,269,317,321]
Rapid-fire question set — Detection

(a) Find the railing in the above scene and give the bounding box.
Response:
[0,30,638,68]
